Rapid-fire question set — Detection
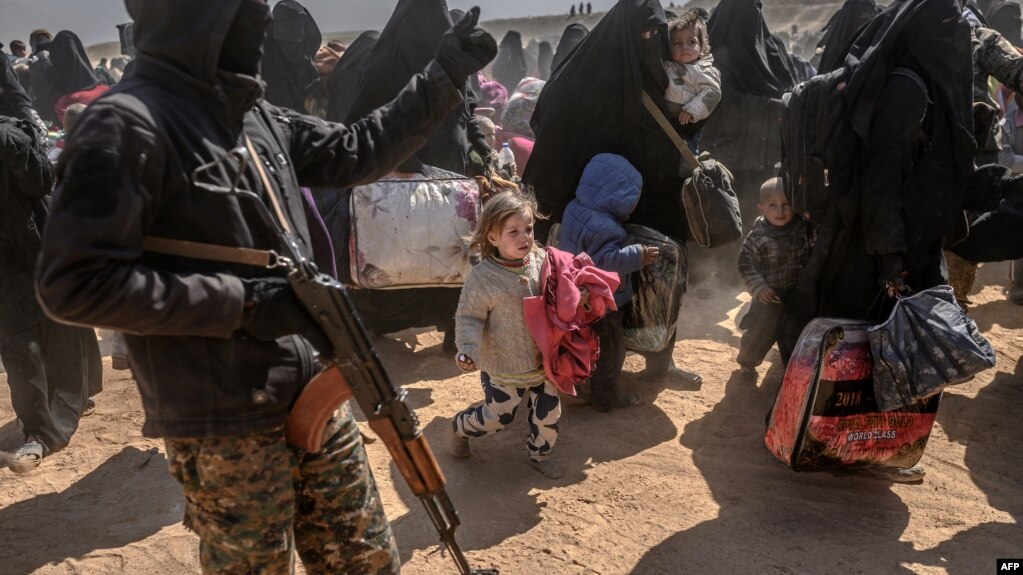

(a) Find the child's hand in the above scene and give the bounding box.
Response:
[678,110,694,125]
[456,353,478,372]
[578,288,590,310]
[643,246,661,266]
[756,286,783,304]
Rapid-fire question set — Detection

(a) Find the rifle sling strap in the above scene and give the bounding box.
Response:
[143,136,298,269]
[640,90,701,171]
[142,236,278,268]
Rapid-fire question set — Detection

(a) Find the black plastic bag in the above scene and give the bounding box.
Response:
[867,285,995,411]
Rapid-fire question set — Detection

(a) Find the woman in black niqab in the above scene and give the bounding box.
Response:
[492,31,528,91]
[795,0,975,323]
[261,0,322,113]
[526,0,672,228]
[816,0,883,73]
[551,23,589,72]
[48,31,100,98]
[707,0,797,98]
[702,0,796,228]
[526,0,702,382]
[325,31,379,122]
[537,41,554,80]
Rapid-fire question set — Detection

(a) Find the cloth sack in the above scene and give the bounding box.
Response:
[523,248,619,395]
[868,285,996,411]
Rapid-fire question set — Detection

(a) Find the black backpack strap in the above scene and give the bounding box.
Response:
[889,67,929,104]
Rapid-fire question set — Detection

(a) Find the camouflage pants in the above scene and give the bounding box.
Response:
[944,250,980,306]
[165,404,399,575]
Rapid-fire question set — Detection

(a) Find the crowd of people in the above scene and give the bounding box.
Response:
[2,0,1023,572]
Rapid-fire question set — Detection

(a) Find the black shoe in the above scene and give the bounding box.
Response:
[1010,285,1023,305]
[642,366,702,387]
[593,391,641,412]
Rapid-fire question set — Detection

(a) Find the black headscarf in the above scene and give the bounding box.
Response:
[325,31,379,122]
[707,0,797,98]
[987,1,1022,45]
[551,23,589,72]
[48,30,100,97]
[345,0,474,175]
[525,0,689,238]
[492,31,527,92]
[261,0,322,112]
[537,41,553,80]
[978,0,997,18]
[817,0,883,73]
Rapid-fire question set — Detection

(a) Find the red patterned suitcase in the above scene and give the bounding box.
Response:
[764,318,940,472]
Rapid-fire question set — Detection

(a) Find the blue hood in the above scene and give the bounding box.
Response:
[575,153,642,220]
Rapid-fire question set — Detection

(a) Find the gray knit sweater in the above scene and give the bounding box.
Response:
[455,248,544,375]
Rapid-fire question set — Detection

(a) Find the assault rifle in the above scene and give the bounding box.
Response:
[159,141,497,575]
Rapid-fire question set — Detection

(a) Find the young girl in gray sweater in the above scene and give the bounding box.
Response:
[450,192,564,479]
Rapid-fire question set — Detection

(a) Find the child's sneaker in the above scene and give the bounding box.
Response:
[451,430,470,459]
[529,458,564,479]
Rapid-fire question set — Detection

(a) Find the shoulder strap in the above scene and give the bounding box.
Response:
[640,91,700,171]
[889,67,929,102]
[142,236,283,268]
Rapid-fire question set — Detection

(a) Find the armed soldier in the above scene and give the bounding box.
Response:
[34,0,496,573]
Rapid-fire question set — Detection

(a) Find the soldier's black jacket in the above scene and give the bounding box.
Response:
[35,0,462,439]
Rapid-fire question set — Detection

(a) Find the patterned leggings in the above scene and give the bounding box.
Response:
[453,372,561,462]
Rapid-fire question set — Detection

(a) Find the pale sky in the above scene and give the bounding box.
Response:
[0,0,616,50]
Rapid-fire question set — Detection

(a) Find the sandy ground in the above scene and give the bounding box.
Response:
[0,261,1020,575]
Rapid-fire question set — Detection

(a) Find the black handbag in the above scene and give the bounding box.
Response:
[641,91,742,248]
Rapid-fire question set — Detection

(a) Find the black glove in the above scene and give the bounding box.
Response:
[435,6,497,88]
[1005,173,1023,204]
[239,277,333,356]
[878,253,908,296]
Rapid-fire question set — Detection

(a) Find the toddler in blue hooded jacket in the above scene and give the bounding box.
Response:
[559,154,659,411]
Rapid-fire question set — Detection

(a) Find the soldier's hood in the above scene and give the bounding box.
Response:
[125,0,245,84]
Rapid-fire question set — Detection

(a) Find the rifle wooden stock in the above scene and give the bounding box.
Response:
[368,419,446,495]
[286,365,352,451]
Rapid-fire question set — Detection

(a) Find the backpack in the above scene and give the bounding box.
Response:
[780,66,927,224]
